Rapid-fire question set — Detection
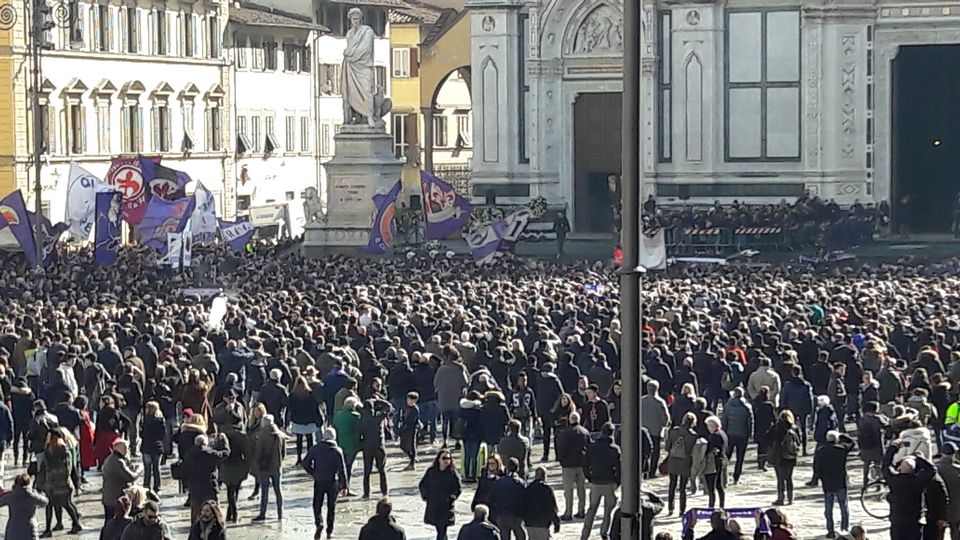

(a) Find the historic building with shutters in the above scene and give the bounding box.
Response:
[467,0,960,233]
[0,0,235,221]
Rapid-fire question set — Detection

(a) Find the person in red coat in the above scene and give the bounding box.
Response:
[75,397,97,475]
[93,396,129,469]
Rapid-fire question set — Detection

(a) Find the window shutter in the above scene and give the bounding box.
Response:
[80,105,87,153]
[119,7,128,52]
[48,106,57,155]
[133,8,140,53]
[59,108,68,157]
[148,10,156,54]
[166,12,174,56]
[91,6,100,50]
[152,107,160,151]
[193,14,201,58]
[121,108,129,152]
[108,7,115,51]
[177,12,185,56]
[205,108,212,151]
[410,48,419,77]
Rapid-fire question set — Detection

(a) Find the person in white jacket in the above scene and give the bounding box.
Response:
[747,358,782,406]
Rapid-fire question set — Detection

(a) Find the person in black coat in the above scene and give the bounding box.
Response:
[752,387,777,470]
[812,430,856,537]
[556,353,581,396]
[419,449,462,540]
[535,365,564,461]
[358,497,406,540]
[480,391,510,454]
[257,372,289,427]
[524,467,561,538]
[472,454,504,510]
[459,393,484,482]
[139,403,166,492]
[490,458,526,540]
[10,377,35,466]
[882,443,944,540]
[185,434,229,523]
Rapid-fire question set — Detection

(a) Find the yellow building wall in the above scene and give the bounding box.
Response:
[419,14,471,108]
[0,5,23,197]
[391,23,423,189]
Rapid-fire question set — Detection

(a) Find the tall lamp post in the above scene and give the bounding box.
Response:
[620,0,643,539]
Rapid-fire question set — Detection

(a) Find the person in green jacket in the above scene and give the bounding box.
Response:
[333,397,362,495]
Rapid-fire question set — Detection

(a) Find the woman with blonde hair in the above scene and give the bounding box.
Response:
[289,376,324,465]
[245,403,267,501]
[139,401,165,493]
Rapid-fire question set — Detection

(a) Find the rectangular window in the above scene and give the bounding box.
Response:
[283,43,298,72]
[392,48,410,77]
[67,104,85,154]
[456,113,472,147]
[122,104,141,152]
[236,115,250,154]
[285,116,296,152]
[236,35,247,68]
[300,46,311,73]
[319,64,341,95]
[251,37,264,70]
[264,115,279,153]
[302,117,310,152]
[376,66,386,90]
[156,9,167,55]
[183,12,194,57]
[433,115,448,148]
[207,15,220,58]
[96,5,109,51]
[320,4,344,35]
[67,1,82,47]
[206,105,222,151]
[658,11,672,162]
[251,116,261,152]
[125,6,138,53]
[264,40,277,71]
[154,105,171,152]
[725,9,801,161]
[393,113,409,159]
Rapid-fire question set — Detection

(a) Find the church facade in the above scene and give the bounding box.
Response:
[466,0,960,233]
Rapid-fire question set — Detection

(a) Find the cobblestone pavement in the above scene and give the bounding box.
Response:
[2,436,891,540]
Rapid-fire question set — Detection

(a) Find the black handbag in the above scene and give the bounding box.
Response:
[170,460,184,480]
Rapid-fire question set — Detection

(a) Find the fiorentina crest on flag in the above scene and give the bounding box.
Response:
[420,170,471,239]
[106,156,161,224]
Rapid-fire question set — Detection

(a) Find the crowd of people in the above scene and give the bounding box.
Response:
[642,194,889,250]
[0,243,958,540]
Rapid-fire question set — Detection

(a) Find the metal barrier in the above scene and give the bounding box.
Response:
[665,226,798,254]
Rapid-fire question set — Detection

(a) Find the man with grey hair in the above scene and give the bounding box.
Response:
[101,439,140,523]
[457,504,501,540]
[640,380,670,479]
[525,467,561,539]
[813,429,855,538]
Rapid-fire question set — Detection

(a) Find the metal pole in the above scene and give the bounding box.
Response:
[31,3,44,267]
[620,0,642,538]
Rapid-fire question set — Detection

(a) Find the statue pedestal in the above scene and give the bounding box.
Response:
[303,125,403,257]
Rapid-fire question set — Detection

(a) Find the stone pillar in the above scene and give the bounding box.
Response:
[466,0,523,197]
[422,106,434,172]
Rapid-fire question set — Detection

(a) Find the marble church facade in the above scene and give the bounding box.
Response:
[466,0,960,232]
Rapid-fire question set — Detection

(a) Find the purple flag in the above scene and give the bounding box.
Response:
[364,181,402,254]
[31,214,68,265]
[94,191,122,265]
[139,196,196,253]
[139,158,190,201]
[0,190,39,267]
[466,219,508,264]
[420,170,471,239]
[219,218,255,252]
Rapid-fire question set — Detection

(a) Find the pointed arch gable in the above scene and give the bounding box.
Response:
[63,78,89,94]
[554,0,623,58]
[121,80,146,96]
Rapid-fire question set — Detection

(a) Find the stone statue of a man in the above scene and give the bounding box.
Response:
[342,8,377,127]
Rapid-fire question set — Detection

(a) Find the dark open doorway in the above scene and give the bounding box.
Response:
[893,45,960,233]
[574,92,622,233]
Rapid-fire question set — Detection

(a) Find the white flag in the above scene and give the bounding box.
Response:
[64,162,114,238]
[166,233,183,269]
[191,182,217,245]
[182,219,193,267]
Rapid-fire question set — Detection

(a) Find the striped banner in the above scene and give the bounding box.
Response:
[735,227,782,235]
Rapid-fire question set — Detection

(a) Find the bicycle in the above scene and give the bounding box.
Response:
[859,476,890,520]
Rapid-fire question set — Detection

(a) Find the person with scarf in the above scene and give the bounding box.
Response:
[188,500,227,540]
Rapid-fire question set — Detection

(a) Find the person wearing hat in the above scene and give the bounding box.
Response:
[936,442,960,540]
[303,427,348,539]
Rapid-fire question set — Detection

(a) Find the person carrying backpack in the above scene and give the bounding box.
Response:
[767,410,801,506]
